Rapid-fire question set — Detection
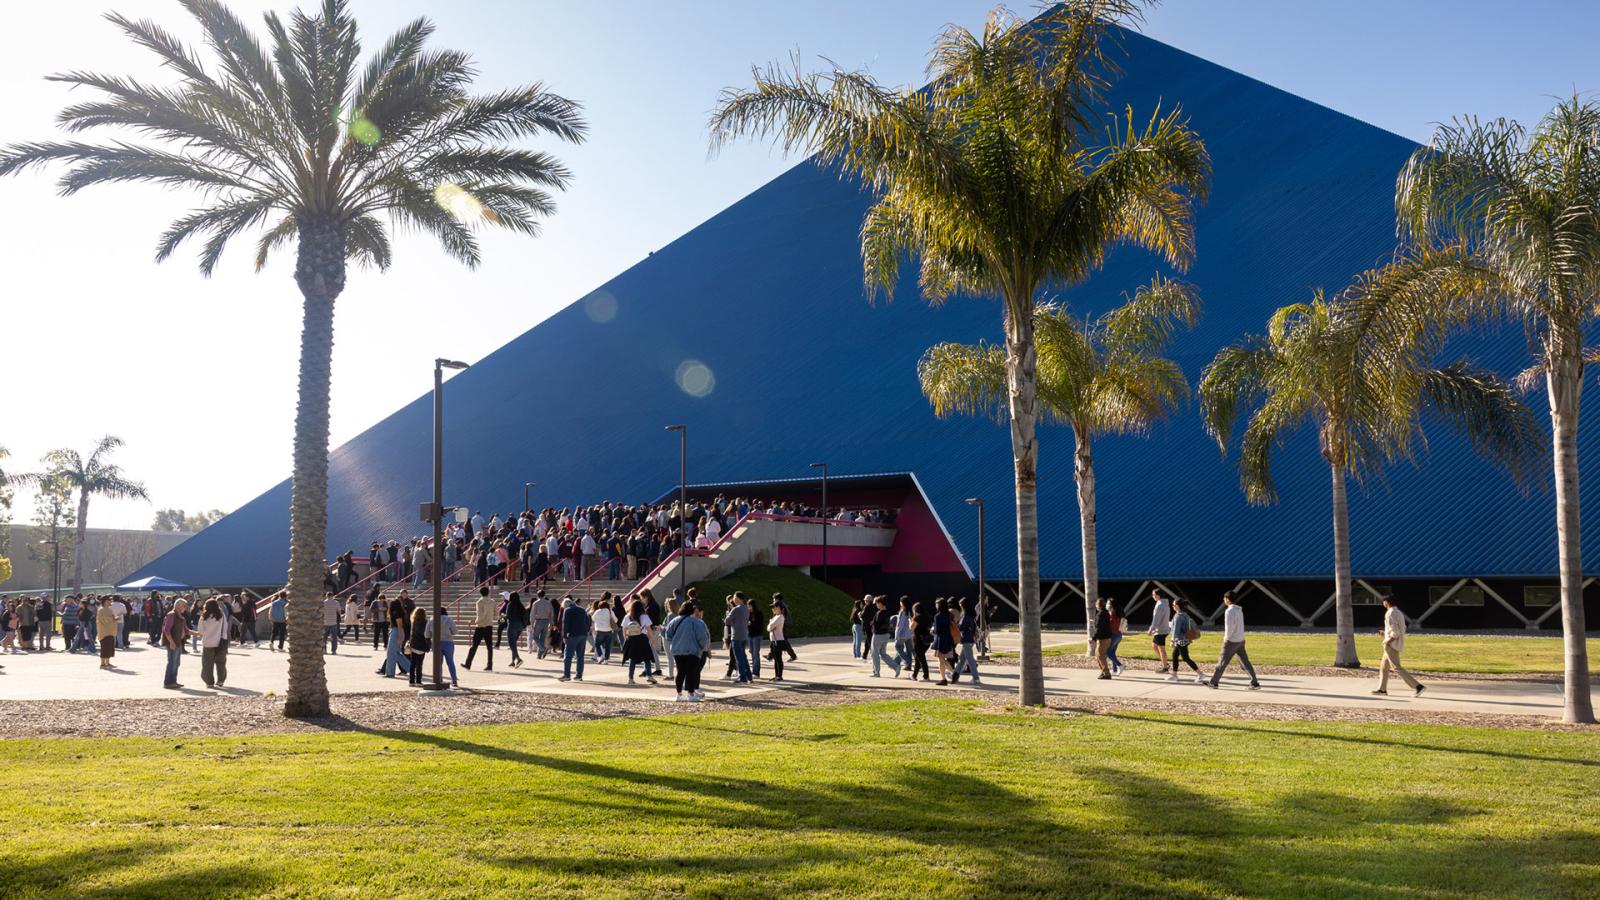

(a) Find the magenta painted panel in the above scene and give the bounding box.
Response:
[776,544,888,566]
[880,487,967,573]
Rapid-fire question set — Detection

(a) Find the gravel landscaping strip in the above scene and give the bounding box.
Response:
[3,682,1590,740]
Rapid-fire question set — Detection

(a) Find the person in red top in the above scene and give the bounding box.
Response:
[1106,598,1126,676]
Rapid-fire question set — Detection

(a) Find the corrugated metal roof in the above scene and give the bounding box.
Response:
[131,29,1585,587]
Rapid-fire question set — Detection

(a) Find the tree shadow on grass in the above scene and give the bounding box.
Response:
[0,841,270,899]
[1100,712,1600,768]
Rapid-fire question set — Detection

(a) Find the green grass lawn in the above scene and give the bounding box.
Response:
[688,565,854,637]
[1012,631,1600,675]
[3,700,1597,898]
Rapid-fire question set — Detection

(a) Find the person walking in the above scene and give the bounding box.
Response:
[269,593,288,651]
[724,593,753,683]
[341,594,363,644]
[766,596,793,682]
[504,591,528,669]
[955,597,982,684]
[868,595,900,677]
[1090,597,1113,680]
[621,600,658,685]
[530,590,554,659]
[321,592,343,654]
[1106,598,1126,676]
[910,606,933,682]
[1208,591,1260,690]
[369,591,388,650]
[1148,589,1172,673]
[592,599,615,663]
[559,596,590,682]
[1167,598,1204,683]
[1372,596,1426,697]
[746,598,764,679]
[932,598,956,685]
[667,599,710,701]
[893,597,915,676]
[405,607,430,686]
[463,586,496,672]
[96,598,118,670]
[199,598,229,689]
[438,608,459,688]
[161,598,193,689]
[381,602,411,678]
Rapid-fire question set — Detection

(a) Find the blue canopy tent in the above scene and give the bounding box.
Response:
[116,575,193,593]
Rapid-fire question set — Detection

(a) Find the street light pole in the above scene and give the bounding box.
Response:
[810,462,828,585]
[666,425,687,599]
[524,481,536,513]
[428,357,470,692]
[966,498,987,658]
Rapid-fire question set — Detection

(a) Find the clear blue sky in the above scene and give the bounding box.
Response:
[5,0,1597,530]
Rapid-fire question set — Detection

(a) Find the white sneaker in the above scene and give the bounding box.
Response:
[1165,674,1178,682]
[692,690,705,700]
[687,695,702,702]
[1195,675,1206,685]
[674,693,685,702]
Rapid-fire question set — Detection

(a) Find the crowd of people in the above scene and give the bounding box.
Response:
[323,496,898,598]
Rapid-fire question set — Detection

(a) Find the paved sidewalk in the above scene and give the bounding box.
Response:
[0,631,1566,719]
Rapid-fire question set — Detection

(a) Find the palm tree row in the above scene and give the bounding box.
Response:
[0,0,586,717]
[10,436,152,594]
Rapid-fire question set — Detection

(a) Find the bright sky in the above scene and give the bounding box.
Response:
[5,0,1597,530]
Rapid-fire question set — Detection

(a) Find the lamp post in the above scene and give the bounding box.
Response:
[966,497,988,659]
[666,425,687,599]
[810,462,828,585]
[426,357,470,692]
[524,481,536,513]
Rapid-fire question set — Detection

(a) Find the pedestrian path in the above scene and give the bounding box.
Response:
[0,631,1565,719]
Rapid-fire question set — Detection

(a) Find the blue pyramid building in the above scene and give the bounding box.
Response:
[131,30,1594,627]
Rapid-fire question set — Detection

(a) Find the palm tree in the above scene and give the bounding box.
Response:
[16,436,150,593]
[1351,97,1600,723]
[1199,293,1540,667]
[920,276,1199,649]
[710,2,1209,705]
[0,1,585,717]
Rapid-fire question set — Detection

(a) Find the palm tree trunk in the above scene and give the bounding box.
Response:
[282,219,347,720]
[1329,461,1358,667]
[1004,296,1045,706]
[72,490,89,593]
[1546,340,1594,724]
[1074,429,1098,655]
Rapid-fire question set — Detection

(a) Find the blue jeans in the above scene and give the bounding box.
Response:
[871,634,899,676]
[851,623,865,658]
[384,629,410,676]
[895,637,913,670]
[956,642,980,682]
[440,639,459,685]
[748,636,762,678]
[164,647,182,686]
[731,640,752,682]
[507,623,525,661]
[629,655,656,680]
[594,631,613,661]
[324,624,339,653]
[1108,633,1124,671]
[563,638,585,679]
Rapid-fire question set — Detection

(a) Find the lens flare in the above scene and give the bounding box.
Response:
[433,181,486,225]
[584,291,618,323]
[350,115,381,146]
[675,359,715,398]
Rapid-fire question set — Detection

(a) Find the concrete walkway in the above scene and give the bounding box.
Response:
[0,631,1566,719]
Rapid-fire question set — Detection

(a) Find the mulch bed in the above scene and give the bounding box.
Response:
[1036,652,1563,682]
[3,681,1592,740]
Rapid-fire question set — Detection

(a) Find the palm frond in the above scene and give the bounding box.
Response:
[1419,361,1544,486]
[917,341,1009,424]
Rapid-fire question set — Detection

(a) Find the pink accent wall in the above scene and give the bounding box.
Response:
[880,487,967,573]
[776,545,888,567]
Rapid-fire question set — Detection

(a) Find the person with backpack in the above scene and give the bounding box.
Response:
[1090,597,1114,679]
[620,599,658,685]
[1147,589,1172,673]
[1166,597,1204,683]
[1207,591,1260,690]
